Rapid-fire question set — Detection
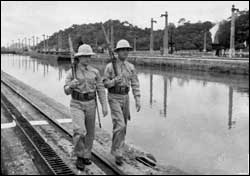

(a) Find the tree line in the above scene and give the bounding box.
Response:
[36,10,248,52]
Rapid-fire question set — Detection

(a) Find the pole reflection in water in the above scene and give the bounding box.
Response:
[43,64,46,77]
[58,67,63,81]
[29,59,31,69]
[25,58,27,71]
[37,62,39,72]
[18,56,21,69]
[12,55,14,66]
[33,59,35,72]
[163,76,168,118]
[1,54,249,174]
[21,56,23,68]
[228,86,235,129]
[150,73,153,107]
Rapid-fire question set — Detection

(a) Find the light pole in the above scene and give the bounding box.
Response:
[36,37,39,49]
[47,35,49,51]
[42,34,46,51]
[161,11,168,56]
[110,20,114,50]
[229,4,239,58]
[203,31,207,52]
[25,37,27,50]
[12,40,14,50]
[150,18,157,54]
[21,39,23,50]
[28,38,31,49]
[134,37,137,52]
[32,36,35,49]
[18,38,20,49]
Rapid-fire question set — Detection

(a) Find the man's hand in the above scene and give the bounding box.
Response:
[136,100,141,112]
[102,106,108,117]
[114,76,122,84]
[69,79,80,89]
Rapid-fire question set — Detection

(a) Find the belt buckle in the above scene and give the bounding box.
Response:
[120,87,125,92]
[121,87,127,94]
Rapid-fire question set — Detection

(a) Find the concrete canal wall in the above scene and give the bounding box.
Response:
[8,51,249,75]
[1,71,187,175]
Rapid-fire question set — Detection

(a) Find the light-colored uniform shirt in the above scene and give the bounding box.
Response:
[103,60,140,102]
[64,64,106,107]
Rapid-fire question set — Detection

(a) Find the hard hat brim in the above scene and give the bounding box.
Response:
[114,47,133,52]
[74,52,96,57]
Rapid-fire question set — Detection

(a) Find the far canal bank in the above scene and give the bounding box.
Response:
[11,51,250,75]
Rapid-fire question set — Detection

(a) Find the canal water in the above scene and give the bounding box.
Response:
[1,54,249,174]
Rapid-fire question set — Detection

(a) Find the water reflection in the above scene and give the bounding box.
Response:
[4,54,249,126]
[150,74,153,107]
[163,77,167,117]
[228,86,236,129]
[1,54,249,174]
[3,55,250,124]
[58,66,63,81]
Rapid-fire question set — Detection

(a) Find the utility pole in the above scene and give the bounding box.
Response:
[21,39,23,50]
[36,37,39,48]
[95,37,98,48]
[12,40,14,50]
[42,34,46,51]
[229,4,239,58]
[203,31,207,52]
[47,35,49,51]
[32,36,35,49]
[134,37,137,52]
[24,37,27,50]
[110,20,114,50]
[161,11,168,56]
[150,18,157,54]
[58,33,62,51]
[28,38,31,48]
[18,38,20,49]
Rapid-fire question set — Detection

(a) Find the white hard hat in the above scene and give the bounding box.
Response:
[74,44,95,57]
[114,39,132,52]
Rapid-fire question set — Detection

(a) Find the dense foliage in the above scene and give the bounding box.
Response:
[34,10,248,52]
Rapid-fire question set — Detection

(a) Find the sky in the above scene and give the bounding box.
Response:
[1,1,249,47]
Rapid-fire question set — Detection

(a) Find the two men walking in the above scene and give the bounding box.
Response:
[64,39,140,170]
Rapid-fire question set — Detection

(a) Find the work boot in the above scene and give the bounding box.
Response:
[115,156,123,166]
[76,157,85,171]
[82,158,92,165]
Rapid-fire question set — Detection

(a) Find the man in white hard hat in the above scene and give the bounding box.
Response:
[64,44,108,170]
[103,39,141,165]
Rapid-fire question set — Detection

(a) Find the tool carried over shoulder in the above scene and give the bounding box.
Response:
[101,23,118,76]
[68,34,77,80]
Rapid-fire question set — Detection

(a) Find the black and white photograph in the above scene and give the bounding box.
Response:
[1,1,249,175]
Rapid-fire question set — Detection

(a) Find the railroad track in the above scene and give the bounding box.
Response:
[1,93,75,175]
[1,79,126,175]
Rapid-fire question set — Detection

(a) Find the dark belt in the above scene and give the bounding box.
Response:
[108,86,130,95]
[71,90,96,101]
